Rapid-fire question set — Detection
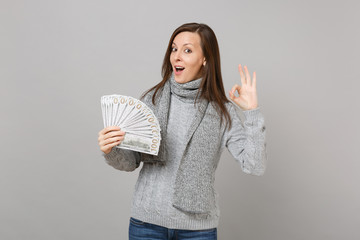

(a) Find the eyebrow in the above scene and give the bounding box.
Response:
[172,42,194,47]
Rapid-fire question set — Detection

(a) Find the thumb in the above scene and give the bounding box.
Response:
[229,90,235,100]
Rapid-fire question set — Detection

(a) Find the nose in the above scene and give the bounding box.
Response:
[173,50,182,62]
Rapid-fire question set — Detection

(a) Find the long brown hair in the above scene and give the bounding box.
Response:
[141,22,232,130]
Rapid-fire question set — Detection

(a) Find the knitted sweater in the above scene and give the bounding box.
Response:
[103,88,267,230]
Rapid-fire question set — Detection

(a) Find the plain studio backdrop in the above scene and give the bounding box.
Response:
[1,0,359,239]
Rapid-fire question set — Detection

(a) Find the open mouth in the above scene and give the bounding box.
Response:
[175,66,185,72]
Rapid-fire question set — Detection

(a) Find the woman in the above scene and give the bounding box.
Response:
[98,23,267,240]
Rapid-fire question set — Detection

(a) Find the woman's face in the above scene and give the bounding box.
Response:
[170,31,205,84]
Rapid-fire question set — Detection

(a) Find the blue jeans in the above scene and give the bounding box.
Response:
[129,217,217,240]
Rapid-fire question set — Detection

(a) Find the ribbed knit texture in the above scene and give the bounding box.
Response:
[130,94,221,229]
[103,78,267,230]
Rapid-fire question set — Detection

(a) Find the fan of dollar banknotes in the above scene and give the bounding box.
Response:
[101,95,161,156]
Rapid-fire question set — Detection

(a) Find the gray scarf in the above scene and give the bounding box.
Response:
[140,74,224,214]
[170,75,203,103]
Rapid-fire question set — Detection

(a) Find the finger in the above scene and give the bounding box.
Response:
[105,130,126,140]
[230,84,241,96]
[238,64,246,85]
[99,130,125,143]
[99,126,121,136]
[108,140,122,150]
[244,66,251,87]
[101,140,122,154]
[109,140,121,148]
[229,87,240,99]
[103,136,124,146]
[229,90,234,100]
[253,71,256,89]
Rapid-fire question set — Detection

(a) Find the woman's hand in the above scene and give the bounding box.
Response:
[98,126,126,154]
[229,64,258,110]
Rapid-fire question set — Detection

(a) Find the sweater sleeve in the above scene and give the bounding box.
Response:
[224,103,267,176]
[102,147,141,172]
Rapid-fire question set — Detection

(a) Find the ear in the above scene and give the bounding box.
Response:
[203,58,206,66]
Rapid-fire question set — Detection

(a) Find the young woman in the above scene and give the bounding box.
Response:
[98,23,267,240]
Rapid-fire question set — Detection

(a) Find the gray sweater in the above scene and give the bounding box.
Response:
[103,91,267,230]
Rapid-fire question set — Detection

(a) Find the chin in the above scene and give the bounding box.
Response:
[174,77,187,84]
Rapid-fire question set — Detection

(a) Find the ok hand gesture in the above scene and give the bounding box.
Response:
[229,64,258,110]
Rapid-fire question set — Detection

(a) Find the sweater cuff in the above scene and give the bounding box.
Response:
[243,107,262,121]
[103,147,118,160]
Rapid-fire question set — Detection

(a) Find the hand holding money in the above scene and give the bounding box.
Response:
[98,126,126,154]
[100,95,161,155]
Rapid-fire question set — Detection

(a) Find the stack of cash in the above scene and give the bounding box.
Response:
[101,95,161,156]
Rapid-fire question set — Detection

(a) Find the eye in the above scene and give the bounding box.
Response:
[184,48,192,53]
[171,47,177,52]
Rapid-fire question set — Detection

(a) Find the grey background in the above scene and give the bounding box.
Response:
[1,0,359,239]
